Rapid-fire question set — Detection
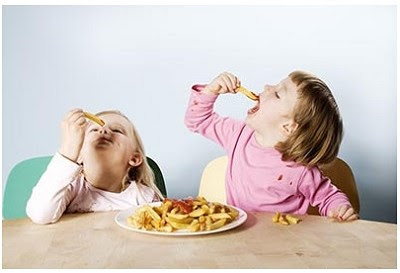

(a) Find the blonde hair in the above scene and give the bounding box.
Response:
[275,71,343,167]
[96,110,164,200]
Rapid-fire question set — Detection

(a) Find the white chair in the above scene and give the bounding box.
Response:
[198,156,228,204]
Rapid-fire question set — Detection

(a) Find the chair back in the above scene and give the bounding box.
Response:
[198,156,360,215]
[307,158,360,215]
[3,156,167,220]
[198,156,228,203]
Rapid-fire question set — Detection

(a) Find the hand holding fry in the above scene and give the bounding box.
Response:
[59,109,88,162]
[203,72,241,96]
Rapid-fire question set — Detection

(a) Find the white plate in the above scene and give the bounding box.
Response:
[115,202,247,236]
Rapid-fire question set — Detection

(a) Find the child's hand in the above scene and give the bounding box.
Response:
[328,205,359,222]
[203,72,241,95]
[59,109,88,163]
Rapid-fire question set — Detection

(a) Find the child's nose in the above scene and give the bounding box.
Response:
[264,84,273,91]
[99,127,110,134]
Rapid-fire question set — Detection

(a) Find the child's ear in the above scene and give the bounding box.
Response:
[282,120,298,136]
[129,153,143,167]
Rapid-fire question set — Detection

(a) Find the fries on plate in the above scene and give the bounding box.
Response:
[128,196,240,233]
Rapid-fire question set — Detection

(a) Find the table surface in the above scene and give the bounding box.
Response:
[2,211,397,269]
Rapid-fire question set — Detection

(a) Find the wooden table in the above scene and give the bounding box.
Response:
[2,211,397,268]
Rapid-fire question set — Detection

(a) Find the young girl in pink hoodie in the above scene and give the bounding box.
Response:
[185,71,358,221]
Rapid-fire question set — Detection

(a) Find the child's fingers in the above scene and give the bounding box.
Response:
[337,205,349,220]
[220,76,233,93]
[65,108,83,120]
[76,116,88,127]
[70,111,86,123]
[225,73,239,92]
[345,214,359,221]
[236,78,241,89]
[341,207,356,221]
[327,209,336,218]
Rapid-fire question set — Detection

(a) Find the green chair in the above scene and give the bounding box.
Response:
[3,156,167,220]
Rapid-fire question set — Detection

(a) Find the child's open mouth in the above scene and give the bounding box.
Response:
[247,101,260,115]
[96,137,113,145]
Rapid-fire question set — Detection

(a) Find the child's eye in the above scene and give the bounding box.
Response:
[112,129,123,134]
[90,128,99,132]
[275,92,280,99]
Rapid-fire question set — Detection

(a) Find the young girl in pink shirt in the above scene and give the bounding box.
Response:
[185,71,358,221]
[27,109,163,224]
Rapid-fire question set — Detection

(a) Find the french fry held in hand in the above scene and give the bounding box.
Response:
[236,86,259,101]
[272,212,301,226]
[128,197,240,233]
[83,112,105,127]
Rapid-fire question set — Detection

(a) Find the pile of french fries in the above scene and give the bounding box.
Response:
[272,212,301,226]
[127,196,239,232]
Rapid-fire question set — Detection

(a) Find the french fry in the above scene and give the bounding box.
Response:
[205,216,212,226]
[153,206,163,215]
[278,215,289,226]
[228,208,239,219]
[272,212,301,226]
[193,201,204,206]
[195,196,208,204]
[210,213,231,221]
[165,217,190,230]
[208,219,227,231]
[272,212,280,223]
[189,223,200,232]
[170,207,179,214]
[286,214,300,224]
[237,86,259,101]
[83,112,105,127]
[201,205,210,214]
[170,217,194,224]
[208,205,216,214]
[144,206,161,221]
[151,220,161,229]
[189,208,206,217]
[167,213,189,220]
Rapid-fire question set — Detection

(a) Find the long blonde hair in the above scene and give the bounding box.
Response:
[96,110,164,200]
[275,71,343,167]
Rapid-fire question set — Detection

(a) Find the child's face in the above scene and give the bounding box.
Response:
[80,113,138,167]
[245,76,298,136]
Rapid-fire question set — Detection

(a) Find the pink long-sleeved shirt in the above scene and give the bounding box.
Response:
[185,85,351,215]
[26,153,156,224]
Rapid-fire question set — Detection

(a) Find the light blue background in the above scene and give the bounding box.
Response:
[3,5,396,223]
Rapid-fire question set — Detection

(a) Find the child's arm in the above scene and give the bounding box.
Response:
[26,109,88,224]
[26,153,81,224]
[298,167,358,221]
[184,72,245,150]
